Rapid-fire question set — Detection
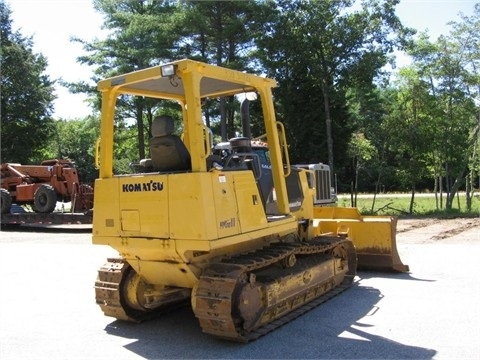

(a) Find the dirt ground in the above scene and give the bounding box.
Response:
[396,216,480,244]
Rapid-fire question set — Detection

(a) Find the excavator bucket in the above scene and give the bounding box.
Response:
[313,207,409,272]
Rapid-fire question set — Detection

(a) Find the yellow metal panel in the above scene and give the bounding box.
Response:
[313,207,395,252]
[128,259,197,288]
[92,177,121,240]
[312,206,408,272]
[181,64,206,172]
[212,171,240,238]
[99,236,179,262]
[350,219,395,252]
[121,210,140,231]
[98,91,117,179]
[314,219,393,252]
[312,207,394,252]
[233,172,268,232]
[118,175,169,238]
[176,216,298,264]
[313,206,363,220]
[168,172,217,239]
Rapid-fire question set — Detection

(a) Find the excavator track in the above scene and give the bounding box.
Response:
[95,258,189,322]
[192,236,357,342]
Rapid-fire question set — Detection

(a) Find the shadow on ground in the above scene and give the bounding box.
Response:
[103,283,436,359]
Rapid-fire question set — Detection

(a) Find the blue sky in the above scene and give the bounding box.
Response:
[8,0,478,119]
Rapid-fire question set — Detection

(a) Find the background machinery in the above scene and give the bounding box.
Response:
[1,159,94,215]
[93,59,408,342]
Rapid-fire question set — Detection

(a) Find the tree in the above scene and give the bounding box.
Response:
[176,0,270,140]
[0,0,56,164]
[59,0,477,201]
[49,117,100,184]
[71,0,271,155]
[447,4,480,211]
[383,67,436,213]
[407,4,480,210]
[347,132,377,207]
[69,0,181,163]
[345,84,397,198]
[256,0,415,181]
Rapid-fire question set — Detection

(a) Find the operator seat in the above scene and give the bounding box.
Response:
[150,115,191,172]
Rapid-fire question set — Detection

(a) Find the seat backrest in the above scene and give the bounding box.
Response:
[150,115,191,172]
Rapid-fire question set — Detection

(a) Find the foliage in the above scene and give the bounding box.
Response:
[3,0,479,200]
[403,4,480,209]
[339,193,480,217]
[0,0,56,164]
[48,117,100,184]
[255,0,415,179]
[347,132,377,206]
[175,0,271,140]
[385,68,434,189]
[68,0,182,161]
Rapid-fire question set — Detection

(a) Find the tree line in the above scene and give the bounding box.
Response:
[1,0,478,212]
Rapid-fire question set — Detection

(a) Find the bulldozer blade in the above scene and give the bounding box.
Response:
[313,207,409,272]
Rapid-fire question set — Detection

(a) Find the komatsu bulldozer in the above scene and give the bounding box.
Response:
[93,59,408,342]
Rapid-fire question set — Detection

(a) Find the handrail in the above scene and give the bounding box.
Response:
[95,138,101,170]
[276,121,291,177]
[203,124,212,158]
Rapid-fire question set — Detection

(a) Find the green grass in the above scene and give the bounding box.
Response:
[337,193,480,218]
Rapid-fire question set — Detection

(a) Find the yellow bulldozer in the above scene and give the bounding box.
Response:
[93,59,408,342]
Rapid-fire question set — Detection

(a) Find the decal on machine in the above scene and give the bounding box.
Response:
[122,181,164,192]
[219,217,236,229]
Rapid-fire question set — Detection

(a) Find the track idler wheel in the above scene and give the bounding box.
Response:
[95,258,191,322]
[122,269,151,311]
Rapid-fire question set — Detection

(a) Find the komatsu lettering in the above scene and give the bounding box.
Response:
[122,181,163,192]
